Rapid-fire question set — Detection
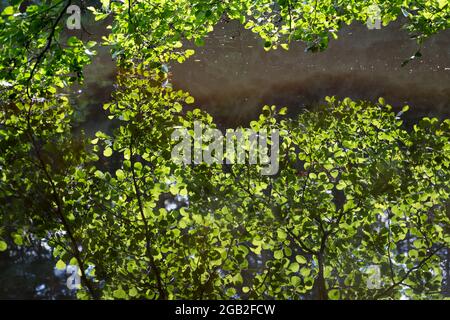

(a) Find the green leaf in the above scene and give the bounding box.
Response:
[289,262,300,273]
[67,36,80,46]
[438,0,447,9]
[274,250,284,260]
[185,96,195,104]
[113,288,127,299]
[13,234,23,246]
[173,102,182,112]
[277,229,287,240]
[295,255,307,264]
[2,6,14,15]
[185,49,195,57]
[116,169,125,180]
[194,38,205,47]
[226,288,236,296]
[290,276,301,286]
[129,287,138,297]
[300,268,310,277]
[336,181,346,190]
[100,0,109,10]
[103,147,113,157]
[328,289,340,299]
[56,260,66,270]
[0,241,7,252]
[279,107,288,115]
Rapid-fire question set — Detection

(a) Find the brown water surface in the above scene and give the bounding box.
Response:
[73,18,449,131]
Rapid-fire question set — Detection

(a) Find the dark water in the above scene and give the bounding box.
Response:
[171,19,450,127]
[69,17,450,132]
[0,245,74,299]
[74,18,450,132]
[1,16,449,298]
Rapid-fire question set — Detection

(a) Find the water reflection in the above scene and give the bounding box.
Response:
[171,19,450,127]
[70,17,450,131]
[2,14,449,299]
[0,244,74,299]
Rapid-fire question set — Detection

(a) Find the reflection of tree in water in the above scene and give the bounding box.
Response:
[171,19,450,128]
[1,0,450,300]
[0,242,73,299]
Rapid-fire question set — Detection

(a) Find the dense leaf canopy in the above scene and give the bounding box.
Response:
[0,0,449,299]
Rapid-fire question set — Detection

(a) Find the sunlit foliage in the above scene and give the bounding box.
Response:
[0,0,449,300]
